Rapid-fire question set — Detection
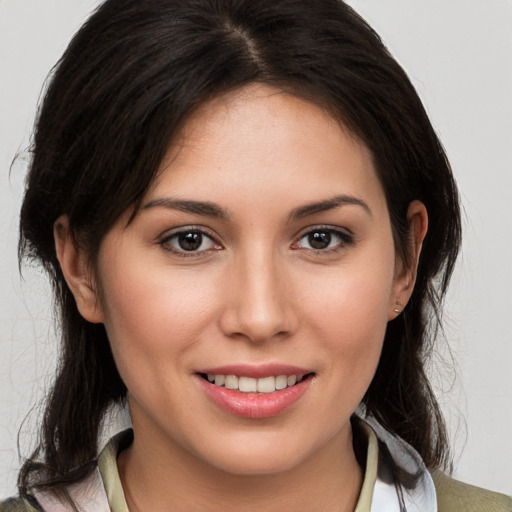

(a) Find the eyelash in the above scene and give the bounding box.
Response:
[157,225,354,258]
[292,226,355,254]
[158,226,222,258]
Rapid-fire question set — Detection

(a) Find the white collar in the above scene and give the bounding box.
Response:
[363,417,437,512]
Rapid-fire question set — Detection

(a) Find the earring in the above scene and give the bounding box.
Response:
[393,300,403,314]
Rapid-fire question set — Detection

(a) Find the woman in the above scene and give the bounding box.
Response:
[1,0,510,510]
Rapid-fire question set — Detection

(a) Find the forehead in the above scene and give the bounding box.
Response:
[146,84,386,216]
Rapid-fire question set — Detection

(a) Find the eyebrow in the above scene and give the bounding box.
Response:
[289,195,372,220]
[142,198,229,219]
[142,194,372,221]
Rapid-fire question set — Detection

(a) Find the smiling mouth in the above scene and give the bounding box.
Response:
[199,373,314,394]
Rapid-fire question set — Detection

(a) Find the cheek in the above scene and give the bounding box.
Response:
[301,256,395,340]
[310,281,390,338]
[296,247,396,386]
[98,261,220,366]
[316,282,389,384]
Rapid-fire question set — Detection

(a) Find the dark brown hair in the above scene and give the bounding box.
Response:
[18,0,460,498]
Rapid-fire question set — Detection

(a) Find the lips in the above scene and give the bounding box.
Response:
[196,364,314,419]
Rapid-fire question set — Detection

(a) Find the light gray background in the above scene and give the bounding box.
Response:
[1,0,511,498]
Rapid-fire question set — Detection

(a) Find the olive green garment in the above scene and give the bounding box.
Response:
[432,471,512,512]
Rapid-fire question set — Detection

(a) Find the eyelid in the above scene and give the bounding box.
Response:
[291,225,355,251]
[157,225,223,257]
[293,224,355,240]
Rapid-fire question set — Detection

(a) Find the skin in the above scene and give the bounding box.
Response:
[55,84,427,511]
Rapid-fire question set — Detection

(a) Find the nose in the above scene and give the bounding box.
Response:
[219,248,297,344]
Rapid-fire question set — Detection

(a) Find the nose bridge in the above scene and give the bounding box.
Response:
[221,242,293,343]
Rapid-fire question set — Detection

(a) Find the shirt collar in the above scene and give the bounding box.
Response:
[363,416,438,512]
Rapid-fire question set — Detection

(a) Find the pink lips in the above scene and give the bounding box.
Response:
[196,364,313,419]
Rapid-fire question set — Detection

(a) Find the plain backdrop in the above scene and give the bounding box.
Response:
[1,0,511,498]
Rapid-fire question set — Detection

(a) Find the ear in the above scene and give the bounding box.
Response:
[388,200,428,320]
[54,215,104,323]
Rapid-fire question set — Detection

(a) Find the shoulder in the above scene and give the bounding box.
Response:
[431,471,512,512]
[0,497,42,512]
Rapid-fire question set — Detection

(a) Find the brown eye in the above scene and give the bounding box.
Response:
[178,232,203,251]
[295,227,354,252]
[308,231,332,249]
[160,229,218,255]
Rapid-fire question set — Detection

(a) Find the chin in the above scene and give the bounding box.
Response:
[193,430,328,477]
[207,450,306,476]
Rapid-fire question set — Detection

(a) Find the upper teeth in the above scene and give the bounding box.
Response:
[207,374,300,393]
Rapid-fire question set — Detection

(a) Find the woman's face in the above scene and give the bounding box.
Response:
[85,85,417,475]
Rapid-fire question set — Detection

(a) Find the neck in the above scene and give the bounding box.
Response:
[118,424,364,512]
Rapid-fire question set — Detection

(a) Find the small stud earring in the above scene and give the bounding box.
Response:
[393,301,404,314]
